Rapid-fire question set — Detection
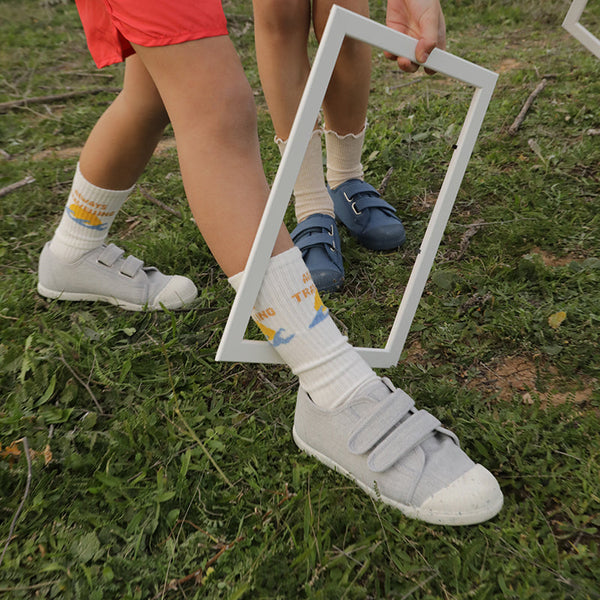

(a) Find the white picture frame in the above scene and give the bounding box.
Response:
[216,5,498,368]
[563,0,600,58]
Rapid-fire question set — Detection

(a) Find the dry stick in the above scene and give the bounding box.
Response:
[0,176,35,198]
[388,75,424,90]
[0,581,61,594]
[0,88,122,113]
[154,536,244,599]
[453,218,486,261]
[377,167,395,196]
[138,186,183,219]
[175,537,244,589]
[57,355,104,414]
[508,79,548,136]
[159,344,233,488]
[0,438,32,569]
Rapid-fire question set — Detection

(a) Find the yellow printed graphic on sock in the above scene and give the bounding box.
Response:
[66,203,107,230]
[314,290,326,312]
[310,289,329,328]
[66,188,116,231]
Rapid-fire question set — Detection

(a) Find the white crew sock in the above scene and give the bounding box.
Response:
[324,123,366,189]
[276,129,335,223]
[229,247,379,409]
[49,163,134,262]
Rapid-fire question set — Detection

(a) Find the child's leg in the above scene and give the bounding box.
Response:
[131,36,503,525]
[253,0,343,292]
[78,54,170,190]
[130,36,292,277]
[51,54,169,260]
[313,0,406,251]
[39,55,197,310]
[313,0,371,137]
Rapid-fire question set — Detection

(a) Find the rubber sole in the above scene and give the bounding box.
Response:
[293,425,503,526]
[37,282,197,312]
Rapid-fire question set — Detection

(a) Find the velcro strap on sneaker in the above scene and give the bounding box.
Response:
[367,410,441,473]
[294,232,337,252]
[97,244,125,268]
[351,194,397,214]
[337,179,379,199]
[347,390,414,455]
[120,254,144,278]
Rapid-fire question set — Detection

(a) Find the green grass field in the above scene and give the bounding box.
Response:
[1,1,598,598]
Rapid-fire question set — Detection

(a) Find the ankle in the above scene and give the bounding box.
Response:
[324,123,366,189]
[49,163,133,262]
[276,131,335,222]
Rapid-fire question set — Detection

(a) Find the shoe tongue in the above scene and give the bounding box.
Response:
[349,377,393,404]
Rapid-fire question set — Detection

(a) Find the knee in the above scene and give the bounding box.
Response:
[120,87,170,132]
[338,36,370,65]
[254,0,307,38]
[213,77,258,141]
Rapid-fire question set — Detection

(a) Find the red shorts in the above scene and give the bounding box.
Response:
[75,0,228,68]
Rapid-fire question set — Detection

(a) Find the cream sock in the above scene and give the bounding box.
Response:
[276,130,335,223]
[229,247,378,409]
[324,123,366,189]
[49,163,134,262]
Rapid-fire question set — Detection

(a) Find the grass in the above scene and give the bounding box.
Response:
[1,0,599,598]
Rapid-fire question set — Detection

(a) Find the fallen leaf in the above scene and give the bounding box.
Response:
[548,311,567,329]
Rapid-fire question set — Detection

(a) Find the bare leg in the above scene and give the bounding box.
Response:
[79,54,170,190]
[254,0,371,137]
[253,0,313,138]
[313,0,371,135]
[39,54,198,309]
[131,37,292,276]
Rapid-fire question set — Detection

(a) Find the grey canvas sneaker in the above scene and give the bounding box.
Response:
[38,242,198,311]
[293,378,503,525]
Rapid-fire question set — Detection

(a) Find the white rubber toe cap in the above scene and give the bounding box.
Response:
[151,276,198,310]
[417,464,504,526]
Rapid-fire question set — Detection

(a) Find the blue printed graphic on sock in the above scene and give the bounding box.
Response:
[272,328,295,346]
[309,306,328,329]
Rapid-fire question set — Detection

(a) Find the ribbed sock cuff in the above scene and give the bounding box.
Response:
[276,131,334,222]
[324,123,367,189]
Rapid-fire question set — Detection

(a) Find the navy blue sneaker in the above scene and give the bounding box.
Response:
[291,213,344,293]
[328,179,406,251]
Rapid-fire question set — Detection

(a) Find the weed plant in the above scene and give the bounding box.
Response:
[1,1,598,598]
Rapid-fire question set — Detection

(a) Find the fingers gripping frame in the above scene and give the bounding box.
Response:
[216,6,498,368]
[563,0,600,59]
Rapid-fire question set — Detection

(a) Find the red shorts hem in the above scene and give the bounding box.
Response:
[75,0,229,68]
[93,30,229,68]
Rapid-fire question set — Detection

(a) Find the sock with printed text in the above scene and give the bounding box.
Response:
[49,163,134,262]
[229,247,379,409]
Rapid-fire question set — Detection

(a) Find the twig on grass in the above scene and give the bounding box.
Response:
[387,75,424,91]
[0,88,122,113]
[0,580,62,594]
[159,344,234,488]
[138,186,183,219]
[508,79,548,135]
[377,167,395,196]
[154,535,244,599]
[448,219,486,261]
[399,573,440,600]
[0,438,32,569]
[57,354,104,414]
[0,175,35,198]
